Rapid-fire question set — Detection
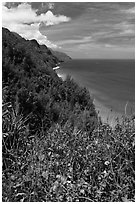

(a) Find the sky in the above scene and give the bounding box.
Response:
[2,2,135,59]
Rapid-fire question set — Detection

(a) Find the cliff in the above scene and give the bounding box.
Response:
[2,27,60,69]
[50,49,71,62]
[2,27,135,203]
[2,27,97,132]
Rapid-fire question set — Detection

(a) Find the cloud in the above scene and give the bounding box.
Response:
[2,3,70,48]
[42,10,70,26]
[113,21,135,37]
[56,36,92,46]
[3,2,134,59]
[121,7,135,14]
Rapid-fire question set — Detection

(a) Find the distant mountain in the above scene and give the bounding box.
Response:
[50,49,71,63]
[2,27,60,71]
[3,27,71,70]
[2,27,96,133]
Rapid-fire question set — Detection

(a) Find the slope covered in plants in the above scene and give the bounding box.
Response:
[2,27,135,202]
[2,27,97,133]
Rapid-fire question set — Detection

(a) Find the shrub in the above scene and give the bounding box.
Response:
[2,27,134,202]
[2,115,135,202]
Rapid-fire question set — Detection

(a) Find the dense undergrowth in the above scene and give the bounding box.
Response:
[2,27,135,202]
[2,103,135,202]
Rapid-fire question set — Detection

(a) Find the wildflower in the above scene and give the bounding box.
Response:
[103,170,108,178]
[76,199,79,201]
[67,196,73,202]
[98,176,102,180]
[132,141,135,147]
[80,189,85,194]
[106,144,110,149]
[104,161,109,165]
[52,181,59,191]
[56,174,61,179]
[10,175,16,181]
[95,139,98,144]
[48,152,52,156]
[57,160,60,166]
[69,167,73,172]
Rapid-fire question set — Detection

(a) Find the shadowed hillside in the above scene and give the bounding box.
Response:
[2,27,135,202]
[50,49,71,62]
[2,27,97,133]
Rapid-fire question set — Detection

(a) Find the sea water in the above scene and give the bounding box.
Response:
[57,59,135,125]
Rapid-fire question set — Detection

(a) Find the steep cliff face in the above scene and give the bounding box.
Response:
[2,27,61,114]
[2,27,60,70]
[3,27,71,67]
[50,49,71,62]
[2,27,97,134]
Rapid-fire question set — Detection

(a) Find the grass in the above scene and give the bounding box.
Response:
[2,103,135,202]
[2,27,135,201]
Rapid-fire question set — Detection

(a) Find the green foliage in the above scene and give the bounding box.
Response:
[2,27,135,202]
[2,28,97,133]
[2,111,135,201]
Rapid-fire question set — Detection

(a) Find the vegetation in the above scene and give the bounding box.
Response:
[50,49,71,62]
[2,27,135,202]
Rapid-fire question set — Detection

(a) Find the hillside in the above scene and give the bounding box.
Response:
[50,49,71,62]
[2,27,135,202]
[3,28,59,69]
[2,27,97,130]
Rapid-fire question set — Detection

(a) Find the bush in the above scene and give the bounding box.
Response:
[2,111,135,201]
[2,27,134,202]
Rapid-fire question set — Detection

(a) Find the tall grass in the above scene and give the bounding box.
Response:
[2,103,135,201]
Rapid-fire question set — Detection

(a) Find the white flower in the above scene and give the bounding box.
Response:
[69,167,73,172]
[104,161,109,165]
[103,170,108,177]
[95,139,98,144]
[106,144,110,149]
[80,189,85,194]
[56,174,61,179]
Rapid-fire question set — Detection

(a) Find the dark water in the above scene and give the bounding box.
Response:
[57,59,135,117]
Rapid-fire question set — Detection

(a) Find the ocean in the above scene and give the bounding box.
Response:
[57,59,135,125]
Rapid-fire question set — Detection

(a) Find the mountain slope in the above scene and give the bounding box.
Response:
[2,27,135,203]
[2,27,97,133]
[50,49,71,62]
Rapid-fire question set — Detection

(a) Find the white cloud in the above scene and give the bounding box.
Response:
[121,7,135,14]
[114,21,135,36]
[43,10,70,26]
[2,3,70,48]
[56,36,92,46]
[104,44,116,48]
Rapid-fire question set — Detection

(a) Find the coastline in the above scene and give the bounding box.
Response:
[53,65,67,81]
[55,67,124,127]
[88,88,124,127]
[93,98,123,127]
